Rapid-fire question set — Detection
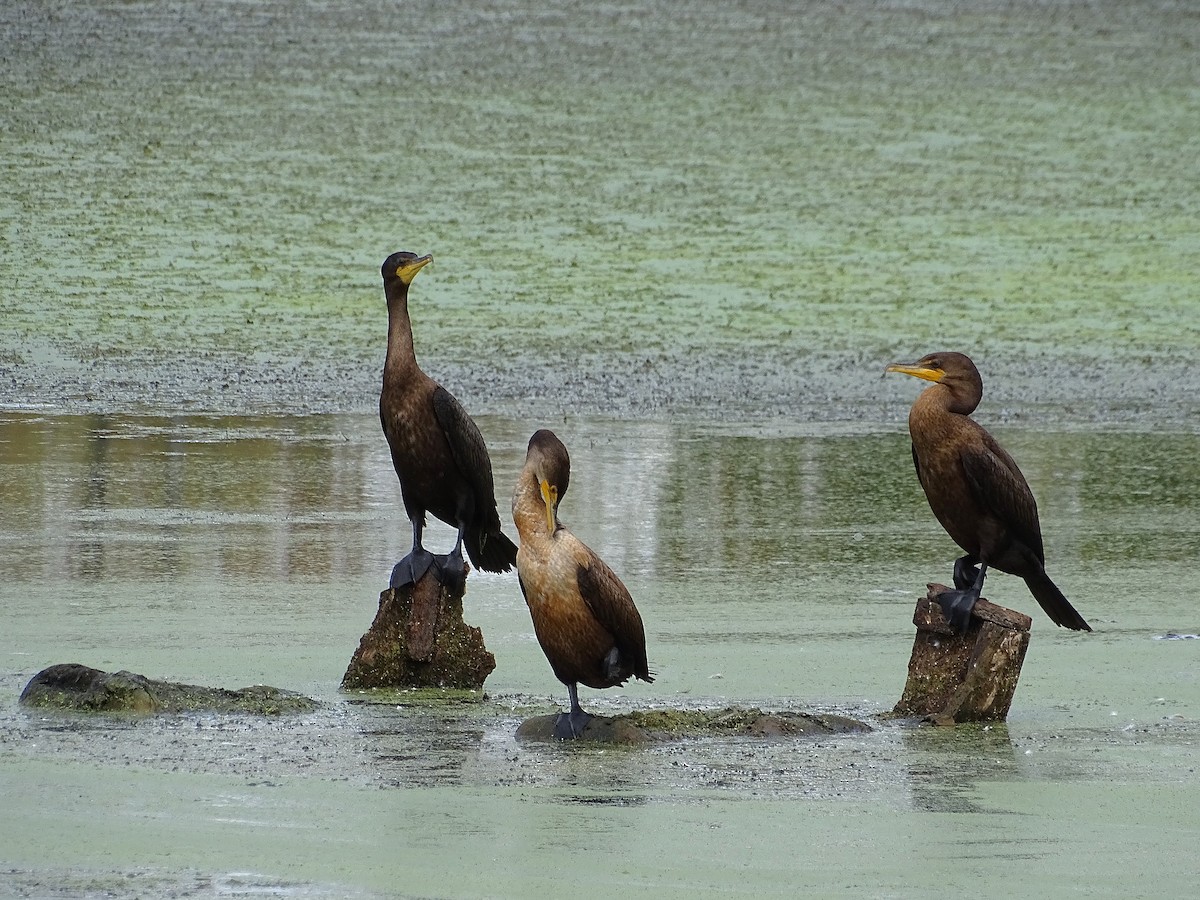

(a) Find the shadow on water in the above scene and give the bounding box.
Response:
[899,722,1020,814]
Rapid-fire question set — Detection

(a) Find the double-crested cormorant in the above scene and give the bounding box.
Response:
[512,429,653,739]
[885,351,1091,633]
[378,251,517,589]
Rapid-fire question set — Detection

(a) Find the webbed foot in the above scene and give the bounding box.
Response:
[935,587,979,635]
[390,548,436,589]
[439,546,468,594]
[952,555,981,591]
[554,707,593,740]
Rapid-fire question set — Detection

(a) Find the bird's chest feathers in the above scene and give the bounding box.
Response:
[518,535,568,592]
[910,408,971,472]
[382,390,450,467]
[518,535,581,605]
[916,432,965,478]
[385,412,438,459]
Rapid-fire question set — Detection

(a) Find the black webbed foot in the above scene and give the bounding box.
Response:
[439,545,468,594]
[390,547,436,589]
[952,555,981,591]
[941,560,988,633]
[935,587,980,635]
[554,707,593,740]
[555,683,593,739]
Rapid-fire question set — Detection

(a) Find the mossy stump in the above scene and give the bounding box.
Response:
[893,583,1031,725]
[342,567,495,691]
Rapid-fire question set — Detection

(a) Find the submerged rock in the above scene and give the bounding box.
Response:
[18,663,318,715]
[517,707,871,744]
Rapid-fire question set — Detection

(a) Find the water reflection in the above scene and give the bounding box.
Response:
[3,411,1199,596]
[0,412,391,585]
[2,415,1200,592]
[657,431,926,576]
[900,722,1019,814]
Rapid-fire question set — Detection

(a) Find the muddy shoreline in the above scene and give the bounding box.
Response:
[6,341,1197,429]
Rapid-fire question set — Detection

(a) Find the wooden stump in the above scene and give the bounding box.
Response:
[893,583,1031,724]
[342,565,496,691]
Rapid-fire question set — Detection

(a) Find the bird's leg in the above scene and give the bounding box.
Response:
[428,523,468,593]
[390,518,436,589]
[554,683,592,740]
[952,554,981,590]
[936,563,988,635]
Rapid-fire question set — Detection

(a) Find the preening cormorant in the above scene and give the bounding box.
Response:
[378,251,516,589]
[512,429,653,739]
[885,351,1091,633]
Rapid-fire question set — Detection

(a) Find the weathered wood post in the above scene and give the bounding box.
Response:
[893,583,1031,724]
[342,562,495,691]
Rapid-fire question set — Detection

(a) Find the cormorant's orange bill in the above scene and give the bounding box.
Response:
[395,254,433,285]
[539,479,557,534]
[885,362,945,384]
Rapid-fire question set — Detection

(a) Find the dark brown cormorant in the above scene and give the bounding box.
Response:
[512,429,653,739]
[378,250,516,589]
[885,351,1091,633]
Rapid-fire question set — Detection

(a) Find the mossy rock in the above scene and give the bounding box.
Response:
[517,706,871,744]
[19,663,318,715]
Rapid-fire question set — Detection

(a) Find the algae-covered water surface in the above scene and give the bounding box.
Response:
[3,0,1199,897]
[2,413,1198,898]
[4,0,1198,423]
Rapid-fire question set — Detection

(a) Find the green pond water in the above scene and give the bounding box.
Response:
[2,0,1199,897]
[2,413,1198,898]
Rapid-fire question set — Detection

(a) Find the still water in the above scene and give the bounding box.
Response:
[1,412,1197,897]
[5,0,1199,894]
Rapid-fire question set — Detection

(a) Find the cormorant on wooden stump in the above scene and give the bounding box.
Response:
[377,251,517,591]
[885,352,1091,634]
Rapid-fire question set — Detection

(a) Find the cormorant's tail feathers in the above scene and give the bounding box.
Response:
[1026,573,1091,632]
[466,528,518,574]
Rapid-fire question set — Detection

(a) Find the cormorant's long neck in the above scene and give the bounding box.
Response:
[918,381,980,418]
[910,382,977,444]
[946,378,982,416]
[384,283,418,376]
[511,468,552,545]
[511,469,539,537]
